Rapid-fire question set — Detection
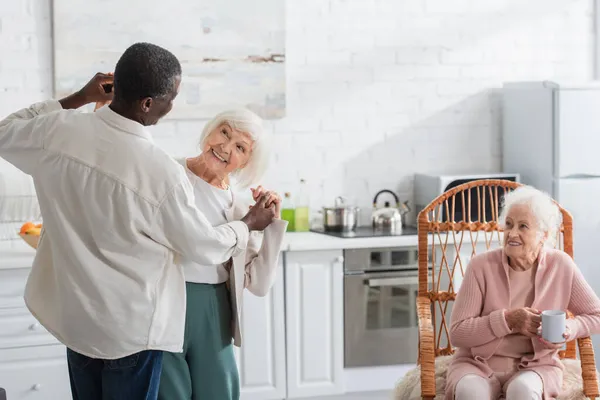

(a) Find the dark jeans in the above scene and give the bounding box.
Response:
[67,348,163,400]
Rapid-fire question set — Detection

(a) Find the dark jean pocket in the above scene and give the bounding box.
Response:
[67,349,94,370]
[105,353,140,370]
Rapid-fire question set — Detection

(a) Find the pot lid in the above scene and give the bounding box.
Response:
[323,196,359,210]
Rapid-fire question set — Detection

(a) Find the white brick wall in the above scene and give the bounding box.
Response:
[0,0,594,226]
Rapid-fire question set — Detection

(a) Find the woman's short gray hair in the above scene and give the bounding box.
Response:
[498,185,562,247]
[199,108,270,189]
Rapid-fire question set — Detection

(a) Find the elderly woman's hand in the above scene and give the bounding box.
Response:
[505,307,542,337]
[251,186,269,202]
[251,186,281,219]
[537,326,571,350]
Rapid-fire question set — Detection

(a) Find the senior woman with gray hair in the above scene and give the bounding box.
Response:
[445,185,600,400]
[158,109,288,400]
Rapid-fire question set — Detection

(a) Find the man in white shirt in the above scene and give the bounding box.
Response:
[0,42,276,400]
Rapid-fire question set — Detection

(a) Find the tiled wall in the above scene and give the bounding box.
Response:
[0,0,594,229]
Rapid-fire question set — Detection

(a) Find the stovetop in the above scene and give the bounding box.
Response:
[310,225,418,238]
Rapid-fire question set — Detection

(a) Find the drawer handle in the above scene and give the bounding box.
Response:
[28,323,41,331]
[32,384,42,391]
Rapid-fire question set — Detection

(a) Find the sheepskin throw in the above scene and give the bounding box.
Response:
[394,356,597,400]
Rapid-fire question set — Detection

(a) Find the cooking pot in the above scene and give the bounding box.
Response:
[322,196,359,232]
[372,189,410,233]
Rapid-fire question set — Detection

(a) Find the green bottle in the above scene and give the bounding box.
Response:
[281,192,295,232]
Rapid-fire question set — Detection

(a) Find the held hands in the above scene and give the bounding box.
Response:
[250,186,281,219]
[242,189,280,231]
[505,307,542,337]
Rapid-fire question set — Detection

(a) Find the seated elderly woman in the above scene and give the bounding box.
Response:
[446,185,600,400]
[158,109,288,400]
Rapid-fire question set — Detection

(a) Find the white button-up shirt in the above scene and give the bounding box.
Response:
[0,100,249,359]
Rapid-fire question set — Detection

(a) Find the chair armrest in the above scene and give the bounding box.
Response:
[577,336,600,398]
[417,295,436,398]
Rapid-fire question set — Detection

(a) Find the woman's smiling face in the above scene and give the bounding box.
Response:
[503,203,544,260]
[201,122,254,175]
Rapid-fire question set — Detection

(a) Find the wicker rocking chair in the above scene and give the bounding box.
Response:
[416,179,599,399]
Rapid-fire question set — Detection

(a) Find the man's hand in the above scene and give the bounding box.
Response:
[241,193,276,231]
[59,72,114,110]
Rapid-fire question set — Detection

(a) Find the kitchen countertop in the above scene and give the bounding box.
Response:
[0,230,420,269]
[282,229,419,251]
[1,228,501,268]
[281,226,503,252]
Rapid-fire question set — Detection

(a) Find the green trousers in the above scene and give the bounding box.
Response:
[158,282,239,400]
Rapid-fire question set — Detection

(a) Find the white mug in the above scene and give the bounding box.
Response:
[541,310,566,343]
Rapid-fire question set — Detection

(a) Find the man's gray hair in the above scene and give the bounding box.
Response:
[198,108,270,189]
[498,185,562,247]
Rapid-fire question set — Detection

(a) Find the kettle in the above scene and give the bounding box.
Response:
[372,190,410,233]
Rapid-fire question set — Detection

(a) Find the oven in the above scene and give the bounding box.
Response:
[343,246,428,368]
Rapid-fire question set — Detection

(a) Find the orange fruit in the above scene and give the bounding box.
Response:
[35,224,42,228]
[20,222,35,235]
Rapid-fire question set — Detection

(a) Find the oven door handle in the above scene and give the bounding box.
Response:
[366,276,419,287]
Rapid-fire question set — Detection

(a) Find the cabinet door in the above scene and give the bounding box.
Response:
[0,345,71,400]
[556,89,600,177]
[0,308,59,349]
[237,259,287,400]
[0,268,29,309]
[284,250,344,399]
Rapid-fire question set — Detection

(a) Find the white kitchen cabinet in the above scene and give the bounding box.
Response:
[0,267,29,309]
[0,344,71,400]
[284,250,344,399]
[0,257,71,400]
[0,307,59,349]
[236,259,287,400]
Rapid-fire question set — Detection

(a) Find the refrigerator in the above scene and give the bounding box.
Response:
[503,80,600,360]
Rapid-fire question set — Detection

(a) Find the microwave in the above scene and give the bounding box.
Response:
[414,173,520,223]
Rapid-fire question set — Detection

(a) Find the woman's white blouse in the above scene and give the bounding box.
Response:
[178,158,233,284]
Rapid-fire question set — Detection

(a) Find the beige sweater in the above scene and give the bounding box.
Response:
[488,264,537,372]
